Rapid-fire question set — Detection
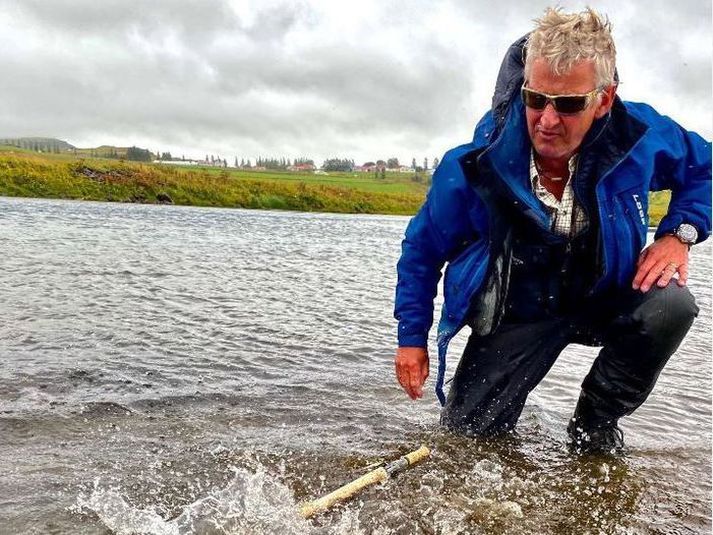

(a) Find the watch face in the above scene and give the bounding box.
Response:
[676,224,697,244]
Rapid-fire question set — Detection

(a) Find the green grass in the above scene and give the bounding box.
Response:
[648,190,671,225]
[0,148,671,224]
[0,150,427,215]
[192,166,426,194]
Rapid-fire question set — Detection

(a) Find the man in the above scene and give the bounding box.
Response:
[393,8,711,453]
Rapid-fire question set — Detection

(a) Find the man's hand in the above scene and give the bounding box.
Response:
[632,235,690,292]
[395,346,429,399]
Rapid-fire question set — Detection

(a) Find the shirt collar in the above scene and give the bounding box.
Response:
[530,150,578,187]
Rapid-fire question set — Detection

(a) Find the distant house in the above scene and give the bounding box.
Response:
[356,164,376,172]
[357,162,386,172]
[153,159,199,166]
[398,166,415,173]
[287,163,316,172]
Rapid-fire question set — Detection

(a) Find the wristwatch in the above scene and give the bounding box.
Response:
[673,223,698,246]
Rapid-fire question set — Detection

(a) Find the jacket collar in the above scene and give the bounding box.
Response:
[474,94,648,198]
[474,97,548,224]
[583,97,649,194]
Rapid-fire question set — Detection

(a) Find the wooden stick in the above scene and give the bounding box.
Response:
[299,445,430,519]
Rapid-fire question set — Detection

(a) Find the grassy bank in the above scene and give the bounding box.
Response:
[0,149,427,215]
[647,191,671,226]
[0,148,670,222]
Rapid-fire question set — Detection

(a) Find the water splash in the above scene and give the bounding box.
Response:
[75,460,384,535]
[76,465,316,534]
[77,486,177,535]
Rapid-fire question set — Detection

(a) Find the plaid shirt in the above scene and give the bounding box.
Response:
[530,152,589,238]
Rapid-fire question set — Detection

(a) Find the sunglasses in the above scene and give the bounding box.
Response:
[521,86,601,115]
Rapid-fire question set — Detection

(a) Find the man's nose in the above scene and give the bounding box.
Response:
[539,103,561,128]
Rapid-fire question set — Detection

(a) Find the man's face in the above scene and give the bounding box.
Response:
[525,58,614,162]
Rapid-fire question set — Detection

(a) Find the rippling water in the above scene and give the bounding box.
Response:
[1,197,710,534]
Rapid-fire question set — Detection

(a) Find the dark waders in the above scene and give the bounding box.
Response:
[441,282,698,437]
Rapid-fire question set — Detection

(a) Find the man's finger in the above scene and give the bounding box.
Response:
[394,347,428,400]
[656,262,678,287]
[399,374,413,399]
[640,260,674,292]
[409,372,423,399]
[396,365,414,399]
[637,248,648,268]
[408,364,424,399]
[394,360,407,394]
[395,360,415,399]
[678,264,689,286]
[633,254,658,289]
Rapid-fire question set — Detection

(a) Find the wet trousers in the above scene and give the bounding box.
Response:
[440,283,699,436]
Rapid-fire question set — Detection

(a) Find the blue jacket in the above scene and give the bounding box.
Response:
[394,94,712,406]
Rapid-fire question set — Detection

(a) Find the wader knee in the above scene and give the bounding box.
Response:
[574,283,698,428]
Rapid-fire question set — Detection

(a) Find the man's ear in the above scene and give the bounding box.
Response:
[594,84,617,119]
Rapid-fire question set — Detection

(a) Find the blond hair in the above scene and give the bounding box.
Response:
[525,7,616,87]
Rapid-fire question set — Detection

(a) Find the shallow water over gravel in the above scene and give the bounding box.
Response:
[1,197,710,534]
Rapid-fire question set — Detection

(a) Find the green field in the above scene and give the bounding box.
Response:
[0,146,670,222]
[0,148,428,215]
[196,166,423,194]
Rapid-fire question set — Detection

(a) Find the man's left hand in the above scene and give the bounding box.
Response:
[632,235,690,292]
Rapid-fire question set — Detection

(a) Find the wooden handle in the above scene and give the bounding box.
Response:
[299,446,431,519]
[299,467,388,519]
[404,445,430,466]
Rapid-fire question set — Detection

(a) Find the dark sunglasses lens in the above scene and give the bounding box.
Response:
[523,89,547,110]
[553,96,588,114]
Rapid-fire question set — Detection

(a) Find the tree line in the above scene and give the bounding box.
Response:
[1,138,64,154]
[2,136,441,173]
[0,138,155,162]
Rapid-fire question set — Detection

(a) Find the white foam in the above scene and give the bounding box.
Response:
[74,463,389,535]
[76,465,316,534]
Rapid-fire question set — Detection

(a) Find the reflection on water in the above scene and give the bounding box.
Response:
[0,197,710,534]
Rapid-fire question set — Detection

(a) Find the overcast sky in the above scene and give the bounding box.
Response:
[0,0,710,165]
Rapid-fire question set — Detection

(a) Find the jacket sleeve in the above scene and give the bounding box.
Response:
[394,194,446,347]
[394,148,481,348]
[642,108,712,243]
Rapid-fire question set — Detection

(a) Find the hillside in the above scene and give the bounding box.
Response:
[0,137,74,153]
[0,137,152,160]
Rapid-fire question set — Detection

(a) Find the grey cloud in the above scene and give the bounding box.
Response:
[210,40,473,125]
[0,0,709,162]
[613,2,711,101]
[9,0,239,42]
[240,3,312,43]
[1,0,475,158]
[7,0,311,54]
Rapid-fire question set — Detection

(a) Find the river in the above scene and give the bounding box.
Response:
[0,197,710,534]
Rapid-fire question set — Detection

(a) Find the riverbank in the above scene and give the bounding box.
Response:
[0,149,426,216]
[0,148,671,221]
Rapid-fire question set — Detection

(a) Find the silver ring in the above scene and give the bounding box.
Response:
[663,263,678,273]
